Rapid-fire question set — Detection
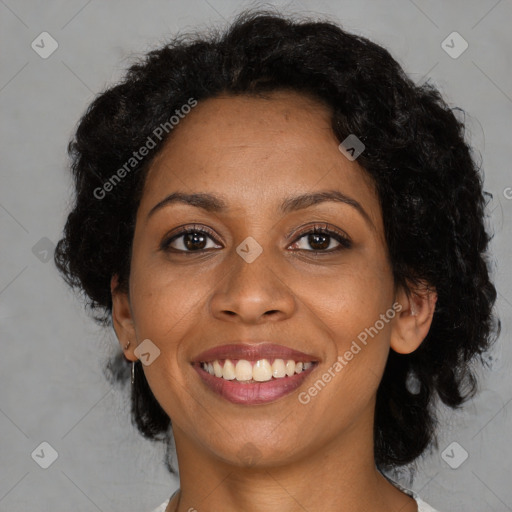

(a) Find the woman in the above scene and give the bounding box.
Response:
[54,9,499,512]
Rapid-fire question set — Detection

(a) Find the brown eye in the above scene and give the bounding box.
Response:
[161,226,221,253]
[289,225,352,253]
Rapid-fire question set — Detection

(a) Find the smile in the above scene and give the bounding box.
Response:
[199,358,315,382]
[191,342,320,404]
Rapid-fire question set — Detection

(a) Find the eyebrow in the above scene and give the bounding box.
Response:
[146,190,375,230]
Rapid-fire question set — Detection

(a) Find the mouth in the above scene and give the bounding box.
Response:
[191,343,320,405]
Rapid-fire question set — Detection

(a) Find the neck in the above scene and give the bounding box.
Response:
[168,408,416,512]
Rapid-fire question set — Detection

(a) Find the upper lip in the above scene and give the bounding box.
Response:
[191,342,319,363]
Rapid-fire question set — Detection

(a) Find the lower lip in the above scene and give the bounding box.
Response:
[192,363,318,405]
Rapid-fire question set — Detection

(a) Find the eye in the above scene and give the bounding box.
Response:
[160,225,221,253]
[289,224,352,253]
[160,223,352,255]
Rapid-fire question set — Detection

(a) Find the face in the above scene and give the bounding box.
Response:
[112,90,428,469]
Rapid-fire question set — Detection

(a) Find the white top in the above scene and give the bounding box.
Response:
[150,500,171,512]
[150,482,440,512]
[392,480,440,512]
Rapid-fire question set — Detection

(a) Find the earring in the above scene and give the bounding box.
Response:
[124,340,135,386]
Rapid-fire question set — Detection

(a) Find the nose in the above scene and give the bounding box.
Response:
[209,245,296,324]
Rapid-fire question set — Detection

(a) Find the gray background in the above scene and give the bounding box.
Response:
[1,0,511,511]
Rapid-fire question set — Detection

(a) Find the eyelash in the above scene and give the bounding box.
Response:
[160,223,352,255]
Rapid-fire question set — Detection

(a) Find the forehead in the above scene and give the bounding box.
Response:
[138,91,381,231]
[147,90,337,171]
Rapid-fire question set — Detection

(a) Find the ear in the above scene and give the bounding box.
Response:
[390,281,437,354]
[111,274,137,362]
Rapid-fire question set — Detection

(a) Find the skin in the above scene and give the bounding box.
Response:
[111,90,437,512]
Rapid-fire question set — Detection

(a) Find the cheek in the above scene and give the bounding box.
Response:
[295,256,394,397]
[126,254,211,400]
[294,252,394,338]
[128,262,210,427]
[129,249,210,338]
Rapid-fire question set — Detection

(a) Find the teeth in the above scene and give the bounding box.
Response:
[253,359,272,381]
[272,359,286,378]
[200,358,314,382]
[222,359,236,380]
[285,359,295,377]
[213,360,223,378]
[235,360,253,381]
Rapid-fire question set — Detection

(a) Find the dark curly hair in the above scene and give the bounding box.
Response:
[54,8,500,476]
